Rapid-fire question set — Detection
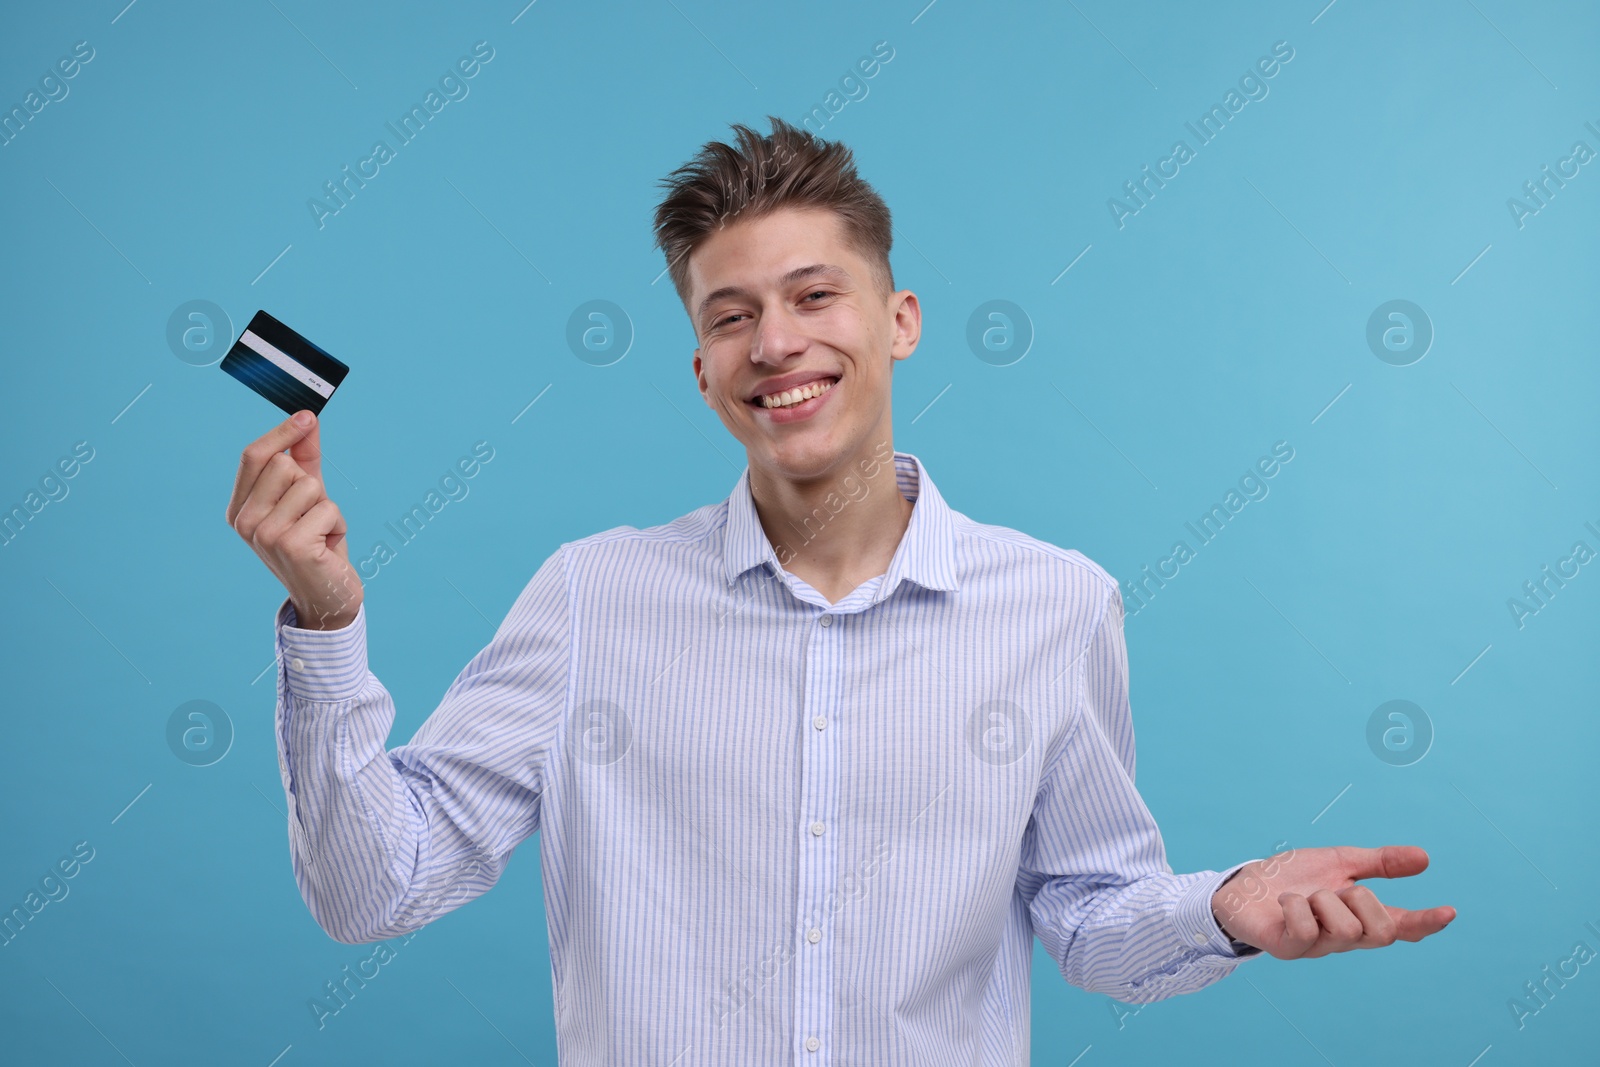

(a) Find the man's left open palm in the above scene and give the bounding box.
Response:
[1212,844,1456,960]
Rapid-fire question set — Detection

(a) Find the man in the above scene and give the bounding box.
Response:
[227,116,1454,1064]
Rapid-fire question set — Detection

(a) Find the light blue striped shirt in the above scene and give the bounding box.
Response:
[273,449,1263,1065]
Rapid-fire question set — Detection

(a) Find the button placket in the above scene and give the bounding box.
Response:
[793,609,840,1061]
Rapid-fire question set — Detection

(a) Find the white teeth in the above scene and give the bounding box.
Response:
[760,377,835,409]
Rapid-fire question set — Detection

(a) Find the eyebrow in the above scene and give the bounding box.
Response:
[695,263,852,324]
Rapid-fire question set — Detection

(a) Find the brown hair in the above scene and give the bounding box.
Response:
[652,115,894,310]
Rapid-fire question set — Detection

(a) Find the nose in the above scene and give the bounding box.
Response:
[751,303,807,367]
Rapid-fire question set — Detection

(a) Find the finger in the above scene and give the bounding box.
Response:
[1336,844,1430,883]
[287,410,323,481]
[276,497,348,562]
[1337,886,1398,947]
[226,412,316,526]
[326,500,348,555]
[1390,904,1458,943]
[1277,892,1319,959]
[232,452,306,541]
[252,472,326,552]
[1307,889,1364,949]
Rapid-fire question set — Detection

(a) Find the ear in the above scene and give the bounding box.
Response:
[693,349,711,407]
[889,289,921,364]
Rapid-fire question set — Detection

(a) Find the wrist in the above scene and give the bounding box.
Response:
[289,598,359,631]
[1212,867,1244,940]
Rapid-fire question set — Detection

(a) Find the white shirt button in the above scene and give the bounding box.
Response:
[819,615,833,627]
[805,1036,820,1052]
[811,821,825,836]
[291,656,305,672]
[813,715,827,730]
[1194,932,1208,945]
[807,927,821,944]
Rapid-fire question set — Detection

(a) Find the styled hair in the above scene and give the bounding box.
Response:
[651,115,894,310]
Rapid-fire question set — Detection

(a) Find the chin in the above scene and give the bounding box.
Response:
[756,436,856,480]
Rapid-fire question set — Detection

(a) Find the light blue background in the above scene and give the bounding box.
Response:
[2,1,1596,1064]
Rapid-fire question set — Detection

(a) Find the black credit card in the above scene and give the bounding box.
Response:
[219,310,349,416]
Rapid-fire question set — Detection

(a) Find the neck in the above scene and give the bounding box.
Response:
[747,438,913,604]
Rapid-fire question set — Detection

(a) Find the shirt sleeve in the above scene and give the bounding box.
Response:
[273,547,570,945]
[1016,578,1265,1004]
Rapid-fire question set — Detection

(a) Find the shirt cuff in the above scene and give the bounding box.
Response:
[1173,859,1266,960]
[274,595,371,702]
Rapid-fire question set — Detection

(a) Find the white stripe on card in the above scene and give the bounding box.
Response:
[239,329,334,398]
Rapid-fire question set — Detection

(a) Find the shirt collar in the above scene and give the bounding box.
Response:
[722,450,959,598]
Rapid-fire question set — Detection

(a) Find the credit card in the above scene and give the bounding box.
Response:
[219,310,349,417]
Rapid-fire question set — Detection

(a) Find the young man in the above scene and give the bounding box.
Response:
[227,117,1453,1064]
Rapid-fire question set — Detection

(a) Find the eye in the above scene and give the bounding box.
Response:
[803,289,831,302]
[712,312,747,328]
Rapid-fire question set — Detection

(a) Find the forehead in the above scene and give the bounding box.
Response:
[685,206,863,304]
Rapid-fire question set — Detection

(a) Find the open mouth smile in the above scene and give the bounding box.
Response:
[747,375,839,421]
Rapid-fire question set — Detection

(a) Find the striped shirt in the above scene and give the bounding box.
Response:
[272,448,1263,1065]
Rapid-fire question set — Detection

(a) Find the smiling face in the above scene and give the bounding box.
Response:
[689,206,920,487]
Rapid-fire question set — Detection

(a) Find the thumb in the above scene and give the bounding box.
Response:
[287,409,323,481]
[1345,844,1430,882]
[326,496,349,557]
[1391,903,1458,942]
